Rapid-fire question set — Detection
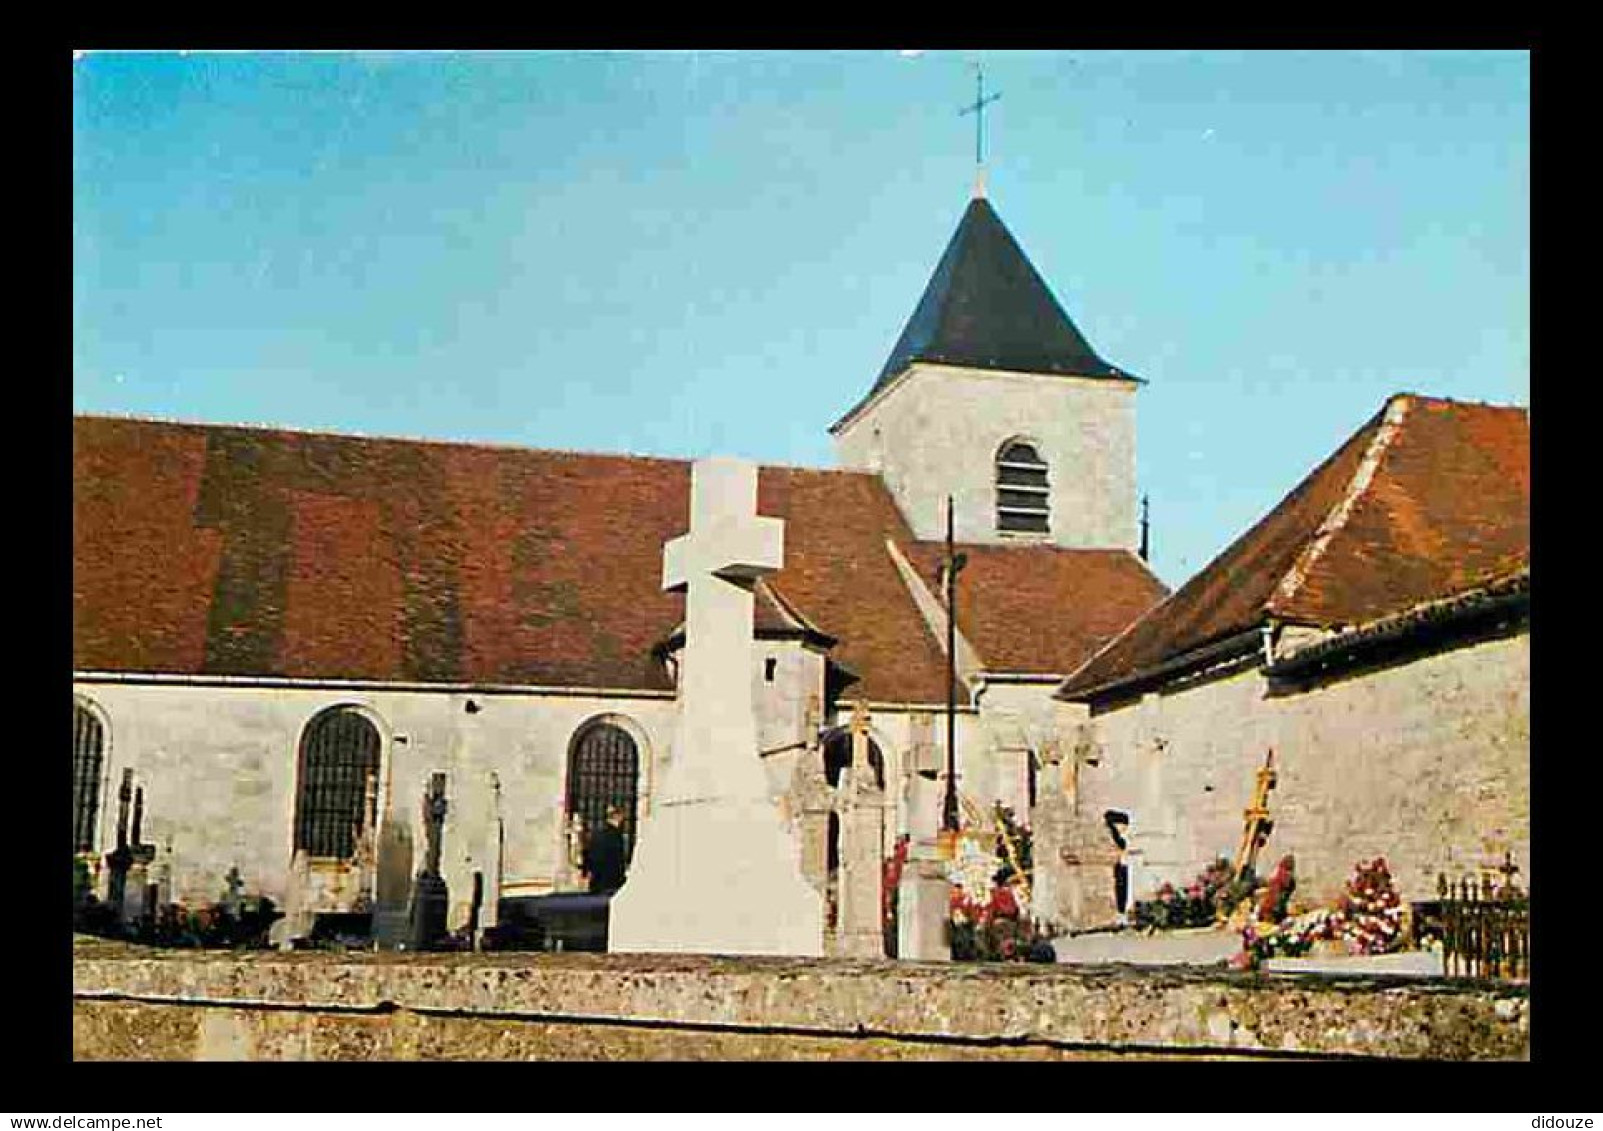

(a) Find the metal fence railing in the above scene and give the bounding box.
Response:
[1434,871,1529,981]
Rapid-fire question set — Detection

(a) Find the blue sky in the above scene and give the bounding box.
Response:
[72,50,1529,588]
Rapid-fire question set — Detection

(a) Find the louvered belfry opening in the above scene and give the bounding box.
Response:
[996,440,1051,533]
[566,721,640,866]
[72,703,105,853]
[294,708,381,859]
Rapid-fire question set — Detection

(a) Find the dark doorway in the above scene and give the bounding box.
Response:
[1104,809,1130,913]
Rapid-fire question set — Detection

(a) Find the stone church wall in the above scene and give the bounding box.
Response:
[1074,632,1529,906]
[73,664,1038,952]
[71,679,677,929]
[835,362,1138,550]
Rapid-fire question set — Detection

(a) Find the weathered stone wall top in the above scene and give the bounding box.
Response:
[73,938,1527,1061]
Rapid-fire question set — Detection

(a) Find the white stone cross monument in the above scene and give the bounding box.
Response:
[609,456,824,955]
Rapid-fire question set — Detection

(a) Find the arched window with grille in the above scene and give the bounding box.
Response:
[565,719,641,874]
[294,707,381,859]
[996,439,1050,534]
[72,700,105,854]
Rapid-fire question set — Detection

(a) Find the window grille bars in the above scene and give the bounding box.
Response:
[294,709,380,859]
[566,722,640,864]
[72,704,104,853]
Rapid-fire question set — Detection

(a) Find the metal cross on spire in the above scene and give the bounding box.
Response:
[958,63,1001,167]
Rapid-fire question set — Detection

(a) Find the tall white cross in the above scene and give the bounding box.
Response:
[663,458,784,590]
[659,457,784,804]
[610,456,824,955]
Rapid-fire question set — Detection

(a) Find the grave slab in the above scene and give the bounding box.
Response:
[1053,926,1240,967]
[1265,949,1446,977]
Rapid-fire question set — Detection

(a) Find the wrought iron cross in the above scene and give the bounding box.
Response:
[959,65,1002,166]
[1497,851,1521,895]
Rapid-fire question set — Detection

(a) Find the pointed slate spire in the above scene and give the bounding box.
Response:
[837,196,1136,430]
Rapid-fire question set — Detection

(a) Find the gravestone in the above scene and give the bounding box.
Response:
[1055,843,1121,931]
[407,772,450,950]
[609,456,824,956]
[374,820,414,948]
[221,865,244,917]
[116,781,157,928]
[104,769,134,921]
[152,838,173,912]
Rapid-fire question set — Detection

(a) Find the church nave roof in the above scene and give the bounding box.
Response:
[74,415,1167,706]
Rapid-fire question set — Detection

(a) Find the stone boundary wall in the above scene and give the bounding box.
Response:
[72,940,1528,1061]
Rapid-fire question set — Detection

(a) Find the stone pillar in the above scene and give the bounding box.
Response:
[897,759,951,961]
[442,702,476,936]
[609,457,823,956]
[272,850,313,948]
[442,705,508,943]
[482,771,505,942]
[897,854,951,961]
[837,707,886,958]
[372,745,414,948]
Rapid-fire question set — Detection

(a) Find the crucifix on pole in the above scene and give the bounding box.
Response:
[958,63,1002,167]
[941,495,968,832]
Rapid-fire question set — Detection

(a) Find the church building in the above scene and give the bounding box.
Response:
[72,186,1169,952]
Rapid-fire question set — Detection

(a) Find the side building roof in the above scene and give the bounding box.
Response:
[74,415,1167,706]
[1058,394,1529,702]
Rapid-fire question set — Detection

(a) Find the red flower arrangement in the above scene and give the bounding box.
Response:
[1333,857,1404,955]
[1255,854,1297,924]
[942,807,1055,962]
[1236,856,1404,968]
[989,883,1019,920]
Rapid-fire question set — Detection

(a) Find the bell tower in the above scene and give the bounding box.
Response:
[831,188,1143,550]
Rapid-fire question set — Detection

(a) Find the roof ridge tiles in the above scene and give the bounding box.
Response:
[75,412,897,481]
[1267,393,1414,616]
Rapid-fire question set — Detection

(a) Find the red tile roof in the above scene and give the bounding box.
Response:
[1059,394,1529,700]
[900,542,1168,677]
[75,416,1168,705]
